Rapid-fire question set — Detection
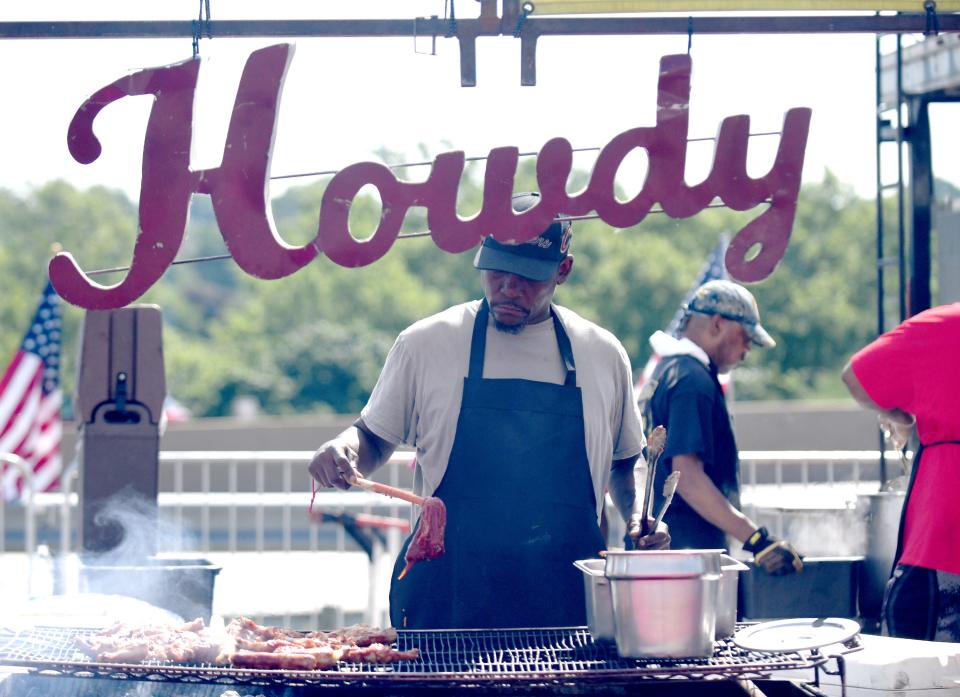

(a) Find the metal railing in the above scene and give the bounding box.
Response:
[3,448,908,551]
[2,449,906,625]
[0,453,35,555]
[742,449,908,497]
[1,451,418,627]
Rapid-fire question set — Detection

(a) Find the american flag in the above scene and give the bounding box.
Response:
[635,235,730,395]
[0,281,63,501]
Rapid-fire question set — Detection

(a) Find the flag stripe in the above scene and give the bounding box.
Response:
[0,353,41,433]
[0,382,41,454]
[29,450,61,494]
[0,351,29,400]
[36,389,62,425]
[0,280,63,501]
[35,414,62,454]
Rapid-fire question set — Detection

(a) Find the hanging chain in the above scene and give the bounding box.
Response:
[924,0,940,37]
[192,0,212,58]
[514,2,532,37]
[446,0,457,38]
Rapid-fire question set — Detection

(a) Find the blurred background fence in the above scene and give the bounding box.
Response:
[0,447,905,629]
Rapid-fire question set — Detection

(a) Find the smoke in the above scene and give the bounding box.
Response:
[87,485,199,561]
[781,508,866,557]
[81,488,219,622]
[751,504,866,557]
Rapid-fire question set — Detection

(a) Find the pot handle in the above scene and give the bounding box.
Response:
[720,554,750,572]
[573,559,605,577]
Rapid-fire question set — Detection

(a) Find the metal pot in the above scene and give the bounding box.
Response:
[573,559,615,642]
[716,554,749,638]
[604,550,722,658]
[856,491,905,622]
[603,549,722,578]
[79,556,221,622]
[739,556,863,620]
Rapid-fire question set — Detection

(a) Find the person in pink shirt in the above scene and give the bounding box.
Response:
[842,303,960,641]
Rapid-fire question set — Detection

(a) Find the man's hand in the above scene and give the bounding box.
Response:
[878,412,914,452]
[309,423,397,491]
[308,439,361,491]
[743,527,803,575]
[626,515,671,551]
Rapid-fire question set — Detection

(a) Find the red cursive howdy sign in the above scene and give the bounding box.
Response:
[51,44,810,310]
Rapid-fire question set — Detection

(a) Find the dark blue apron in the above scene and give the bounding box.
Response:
[883,439,960,639]
[890,439,960,571]
[389,299,605,629]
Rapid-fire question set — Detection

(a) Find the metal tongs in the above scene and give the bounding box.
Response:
[652,471,681,531]
[639,425,667,537]
[352,476,426,506]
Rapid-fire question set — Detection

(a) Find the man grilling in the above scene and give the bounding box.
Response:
[309,192,668,630]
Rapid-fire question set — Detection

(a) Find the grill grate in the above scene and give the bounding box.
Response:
[0,625,830,689]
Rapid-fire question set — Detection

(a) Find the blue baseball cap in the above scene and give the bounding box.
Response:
[472,192,573,282]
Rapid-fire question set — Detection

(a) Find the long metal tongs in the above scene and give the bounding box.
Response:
[639,425,667,537]
[652,471,681,531]
[352,476,426,506]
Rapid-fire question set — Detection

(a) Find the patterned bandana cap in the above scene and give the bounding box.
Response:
[685,279,776,348]
[472,192,573,282]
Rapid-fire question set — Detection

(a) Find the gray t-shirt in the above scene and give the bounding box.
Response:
[360,300,646,521]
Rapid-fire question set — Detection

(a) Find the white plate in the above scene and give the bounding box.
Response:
[733,617,861,652]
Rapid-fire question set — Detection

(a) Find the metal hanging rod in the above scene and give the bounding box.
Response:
[5,8,957,86]
[2,14,959,40]
[271,133,782,182]
[530,0,960,12]
[82,202,743,277]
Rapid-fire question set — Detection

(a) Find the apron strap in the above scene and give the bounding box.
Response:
[468,300,489,380]
[550,305,577,387]
[469,299,577,386]
[891,442,923,575]
[889,439,960,575]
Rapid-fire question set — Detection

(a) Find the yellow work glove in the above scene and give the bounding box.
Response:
[743,527,803,576]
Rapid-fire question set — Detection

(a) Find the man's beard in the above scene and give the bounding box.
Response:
[493,318,526,334]
[490,302,529,334]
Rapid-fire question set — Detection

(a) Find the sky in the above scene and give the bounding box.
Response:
[1,2,957,207]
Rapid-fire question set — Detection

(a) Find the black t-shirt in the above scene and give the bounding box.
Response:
[644,354,740,550]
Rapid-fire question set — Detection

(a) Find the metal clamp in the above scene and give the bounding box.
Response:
[103,372,141,424]
[413,15,438,55]
[924,0,941,37]
[191,0,212,58]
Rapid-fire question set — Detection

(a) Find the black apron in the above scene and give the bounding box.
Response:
[389,299,604,629]
[890,439,960,572]
[882,438,960,639]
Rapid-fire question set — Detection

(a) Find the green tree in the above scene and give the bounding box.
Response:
[0,181,141,411]
[733,173,877,399]
[0,167,904,417]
